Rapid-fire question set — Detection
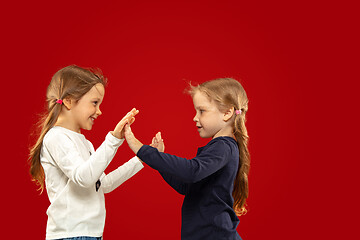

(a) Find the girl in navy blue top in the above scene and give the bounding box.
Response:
[125,78,250,240]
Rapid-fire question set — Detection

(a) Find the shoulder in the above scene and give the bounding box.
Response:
[44,127,70,141]
[207,137,237,150]
[44,127,70,143]
[43,127,79,151]
[198,137,236,156]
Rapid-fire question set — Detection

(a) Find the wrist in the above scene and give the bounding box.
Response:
[134,143,144,155]
[111,131,122,139]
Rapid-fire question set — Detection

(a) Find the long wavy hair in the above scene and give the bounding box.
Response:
[189,78,250,216]
[28,65,107,193]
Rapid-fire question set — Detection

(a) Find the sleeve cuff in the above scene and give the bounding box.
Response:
[137,145,153,160]
[129,156,144,169]
[106,132,125,147]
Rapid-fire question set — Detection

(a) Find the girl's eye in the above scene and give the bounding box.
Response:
[199,109,204,114]
[93,101,98,105]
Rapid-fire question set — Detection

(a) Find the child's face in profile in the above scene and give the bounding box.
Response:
[69,83,105,132]
[192,91,227,138]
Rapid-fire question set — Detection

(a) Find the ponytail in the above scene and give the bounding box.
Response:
[29,100,62,193]
[233,111,250,215]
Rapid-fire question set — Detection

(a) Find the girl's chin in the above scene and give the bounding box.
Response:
[82,125,93,131]
[198,132,212,138]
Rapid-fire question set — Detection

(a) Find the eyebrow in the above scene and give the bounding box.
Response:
[195,105,208,109]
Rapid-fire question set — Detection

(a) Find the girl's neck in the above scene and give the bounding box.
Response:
[55,116,81,133]
[212,125,235,139]
[54,126,84,136]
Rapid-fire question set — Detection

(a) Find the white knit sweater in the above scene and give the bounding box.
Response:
[40,126,143,239]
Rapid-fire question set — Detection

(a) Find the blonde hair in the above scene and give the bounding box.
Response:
[188,78,250,216]
[28,65,107,193]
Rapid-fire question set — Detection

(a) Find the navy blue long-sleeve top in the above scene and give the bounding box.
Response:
[137,136,242,240]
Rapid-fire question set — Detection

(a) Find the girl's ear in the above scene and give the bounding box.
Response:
[223,108,235,121]
[62,97,72,110]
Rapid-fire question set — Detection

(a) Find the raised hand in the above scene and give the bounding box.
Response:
[124,123,143,154]
[150,132,165,152]
[111,108,139,139]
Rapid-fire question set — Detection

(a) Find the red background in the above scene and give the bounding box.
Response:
[1,0,358,239]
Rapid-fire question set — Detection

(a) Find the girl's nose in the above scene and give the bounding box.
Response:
[97,108,102,116]
[193,115,198,122]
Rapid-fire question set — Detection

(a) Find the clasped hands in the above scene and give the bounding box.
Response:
[112,108,165,154]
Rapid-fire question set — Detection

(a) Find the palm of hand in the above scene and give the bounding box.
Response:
[124,124,144,154]
[150,132,165,152]
[113,108,138,139]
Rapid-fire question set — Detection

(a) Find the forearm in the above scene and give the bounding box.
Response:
[101,156,144,193]
[71,132,124,187]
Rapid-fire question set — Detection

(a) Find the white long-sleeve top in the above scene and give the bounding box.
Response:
[40,126,143,239]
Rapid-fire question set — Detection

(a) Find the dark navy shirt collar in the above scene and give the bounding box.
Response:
[196,136,237,155]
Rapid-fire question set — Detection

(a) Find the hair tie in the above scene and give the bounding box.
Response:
[56,99,63,105]
[235,109,242,115]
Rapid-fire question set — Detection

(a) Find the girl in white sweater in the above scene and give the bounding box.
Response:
[29,65,143,240]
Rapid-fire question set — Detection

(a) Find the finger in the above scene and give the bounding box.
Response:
[123,109,137,121]
[130,108,139,117]
[128,110,138,121]
[127,124,132,133]
[126,109,135,117]
[116,119,128,131]
[156,132,162,141]
[128,117,135,125]
[124,124,134,138]
[125,112,134,121]
[118,114,131,128]
[124,123,131,133]
[119,116,133,130]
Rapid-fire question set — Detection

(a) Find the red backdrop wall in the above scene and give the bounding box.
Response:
[2,0,357,239]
